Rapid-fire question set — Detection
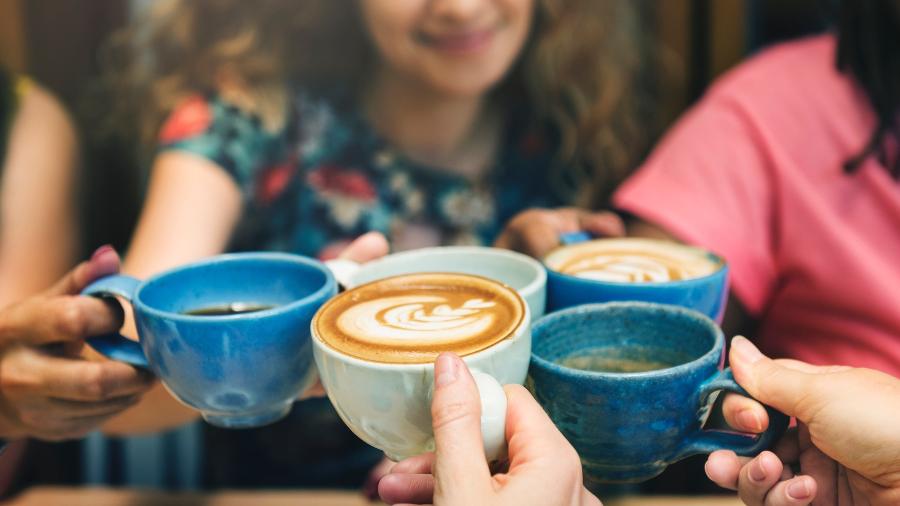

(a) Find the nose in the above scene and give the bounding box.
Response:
[430,0,488,22]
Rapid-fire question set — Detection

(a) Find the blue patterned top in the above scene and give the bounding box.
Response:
[157,90,567,258]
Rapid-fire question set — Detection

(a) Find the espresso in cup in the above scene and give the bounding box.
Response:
[315,273,524,364]
[544,238,729,320]
[312,272,531,461]
[83,252,336,428]
[183,303,275,316]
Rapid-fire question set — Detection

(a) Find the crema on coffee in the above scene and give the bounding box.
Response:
[544,238,722,282]
[313,273,525,364]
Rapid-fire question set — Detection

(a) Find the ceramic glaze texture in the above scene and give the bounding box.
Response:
[84,253,336,428]
[344,246,547,320]
[529,302,788,483]
[312,305,531,461]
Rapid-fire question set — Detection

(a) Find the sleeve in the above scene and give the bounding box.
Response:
[157,94,287,194]
[613,93,778,316]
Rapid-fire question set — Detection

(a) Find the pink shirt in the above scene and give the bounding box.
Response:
[614,35,900,376]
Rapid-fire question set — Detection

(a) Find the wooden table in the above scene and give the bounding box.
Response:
[4,486,746,505]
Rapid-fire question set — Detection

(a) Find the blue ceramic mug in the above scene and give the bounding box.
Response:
[545,236,729,321]
[81,252,337,428]
[529,302,789,483]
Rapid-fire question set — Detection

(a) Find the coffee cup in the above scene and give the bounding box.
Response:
[81,253,336,428]
[545,237,728,321]
[311,272,531,461]
[327,245,547,320]
[528,302,789,483]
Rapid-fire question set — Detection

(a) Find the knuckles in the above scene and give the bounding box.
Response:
[431,399,479,433]
[53,298,91,339]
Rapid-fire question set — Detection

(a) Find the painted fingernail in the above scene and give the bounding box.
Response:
[91,244,115,261]
[435,353,458,388]
[748,458,767,483]
[787,479,811,500]
[732,336,764,364]
[737,409,763,432]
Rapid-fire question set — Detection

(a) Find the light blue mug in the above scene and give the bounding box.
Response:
[82,252,337,428]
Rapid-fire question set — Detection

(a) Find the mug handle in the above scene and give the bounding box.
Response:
[471,370,508,461]
[675,368,790,459]
[559,231,594,246]
[323,259,362,290]
[81,275,149,368]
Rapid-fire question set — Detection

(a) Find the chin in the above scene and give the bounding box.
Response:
[424,67,511,98]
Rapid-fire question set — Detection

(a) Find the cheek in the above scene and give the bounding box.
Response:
[500,0,535,57]
[361,1,421,62]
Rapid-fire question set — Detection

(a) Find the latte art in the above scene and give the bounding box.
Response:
[314,273,525,364]
[545,238,722,283]
[337,296,498,343]
[559,253,694,282]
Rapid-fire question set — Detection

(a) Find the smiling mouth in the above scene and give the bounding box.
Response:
[416,28,496,55]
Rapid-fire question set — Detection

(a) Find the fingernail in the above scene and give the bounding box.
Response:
[731,336,764,364]
[91,244,115,261]
[737,409,763,432]
[434,353,458,388]
[787,479,811,500]
[748,458,767,483]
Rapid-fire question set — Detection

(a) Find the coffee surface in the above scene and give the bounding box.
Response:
[545,238,721,282]
[314,273,524,363]
[183,303,274,316]
[558,346,694,373]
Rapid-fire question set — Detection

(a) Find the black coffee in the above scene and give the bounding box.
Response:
[183,303,274,316]
[557,346,692,373]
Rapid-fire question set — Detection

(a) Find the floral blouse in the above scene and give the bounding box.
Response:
[158,90,566,259]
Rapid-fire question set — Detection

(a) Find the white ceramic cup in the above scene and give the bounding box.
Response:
[326,246,547,320]
[311,275,532,462]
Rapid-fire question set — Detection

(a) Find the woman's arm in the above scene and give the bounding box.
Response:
[101,150,243,434]
[0,83,79,306]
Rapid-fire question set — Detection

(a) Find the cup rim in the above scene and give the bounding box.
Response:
[543,238,728,288]
[311,271,531,370]
[132,252,337,323]
[350,246,547,297]
[530,301,723,379]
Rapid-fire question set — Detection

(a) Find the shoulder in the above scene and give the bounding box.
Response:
[9,80,76,146]
[703,35,855,115]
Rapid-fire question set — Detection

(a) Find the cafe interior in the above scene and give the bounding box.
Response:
[1,0,894,505]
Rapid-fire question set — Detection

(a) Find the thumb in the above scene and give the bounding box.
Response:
[729,336,819,420]
[337,232,389,263]
[431,353,492,501]
[46,245,121,296]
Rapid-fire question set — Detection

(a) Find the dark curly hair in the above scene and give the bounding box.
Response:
[837,0,900,177]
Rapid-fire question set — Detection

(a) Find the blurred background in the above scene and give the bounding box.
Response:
[0,0,832,497]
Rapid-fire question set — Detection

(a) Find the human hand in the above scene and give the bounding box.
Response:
[0,246,155,441]
[705,336,900,505]
[378,352,601,506]
[494,207,625,259]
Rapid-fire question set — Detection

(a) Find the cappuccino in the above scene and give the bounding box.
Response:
[314,273,525,364]
[545,238,721,283]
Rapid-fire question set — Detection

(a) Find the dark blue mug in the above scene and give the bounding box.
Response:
[545,236,729,322]
[81,252,337,428]
[529,302,789,483]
